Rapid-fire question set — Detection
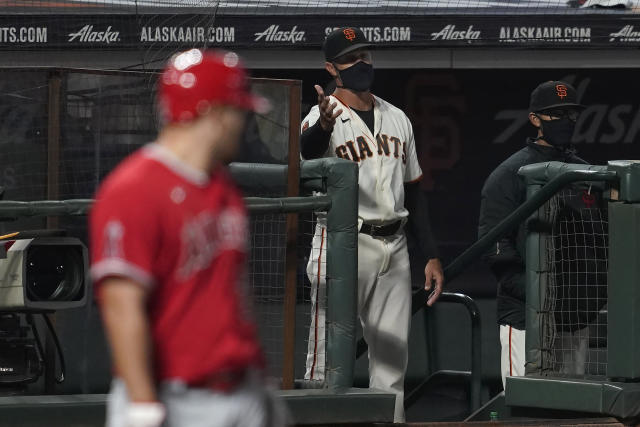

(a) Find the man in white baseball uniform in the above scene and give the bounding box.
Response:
[300,27,445,423]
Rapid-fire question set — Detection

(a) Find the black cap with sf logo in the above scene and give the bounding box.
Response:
[529,81,585,112]
[323,27,372,62]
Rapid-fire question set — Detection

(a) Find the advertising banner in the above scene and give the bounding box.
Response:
[2,14,640,49]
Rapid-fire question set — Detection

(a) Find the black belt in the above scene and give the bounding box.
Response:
[190,370,248,393]
[359,220,402,237]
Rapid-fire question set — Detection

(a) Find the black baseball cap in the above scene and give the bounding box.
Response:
[529,81,585,112]
[323,27,372,62]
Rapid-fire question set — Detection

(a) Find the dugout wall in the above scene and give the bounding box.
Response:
[506,160,640,420]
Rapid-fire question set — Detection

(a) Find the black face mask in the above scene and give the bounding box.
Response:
[539,117,576,147]
[335,61,374,92]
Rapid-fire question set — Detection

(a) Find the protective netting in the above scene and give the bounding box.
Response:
[541,184,608,377]
[249,212,320,381]
[0,70,149,204]
[3,0,637,13]
[2,0,640,68]
[249,212,288,378]
[0,69,288,208]
[0,67,314,383]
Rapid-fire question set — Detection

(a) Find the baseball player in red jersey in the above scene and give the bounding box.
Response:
[90,49,287,427]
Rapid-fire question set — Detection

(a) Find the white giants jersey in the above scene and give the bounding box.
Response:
[301,94,422,224]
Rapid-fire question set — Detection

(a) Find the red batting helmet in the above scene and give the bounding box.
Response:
[158,49,269,123]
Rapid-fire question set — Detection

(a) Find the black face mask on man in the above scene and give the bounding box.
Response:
[538,117,576,148]
[335,61,374,92]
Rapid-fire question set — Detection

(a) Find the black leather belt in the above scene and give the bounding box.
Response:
[190,370,248,393]
[360,220,402,237]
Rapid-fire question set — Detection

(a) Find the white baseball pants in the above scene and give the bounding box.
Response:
[305,224,412,423]
[500,324,589,391]
[106,375,288,427]
[499,325,526,391]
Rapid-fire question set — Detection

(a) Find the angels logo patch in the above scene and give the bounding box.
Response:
[176,208,247,280]
[103,220,124,258]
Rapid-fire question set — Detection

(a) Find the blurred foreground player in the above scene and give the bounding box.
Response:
[90,49,287,427]
[478,81,591,389]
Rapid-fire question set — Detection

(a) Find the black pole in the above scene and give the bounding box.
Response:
[437,292,482,411]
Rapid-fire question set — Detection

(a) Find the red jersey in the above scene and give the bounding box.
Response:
[90,144,264,383]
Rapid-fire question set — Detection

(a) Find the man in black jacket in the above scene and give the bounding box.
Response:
[478,81,587,388]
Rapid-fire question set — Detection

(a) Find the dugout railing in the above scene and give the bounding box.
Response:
[403,291,482,412]
[0,158,402,425]
[233,160,486,416]
[504,160,640,421]
[231,157,361,393]
[518,162,613,379]
[0,157,360,391]
[355,287,483,413]
[437,159,640,421]
[356,162,618,415]
[384,159,640,421]
[3,159,640,423]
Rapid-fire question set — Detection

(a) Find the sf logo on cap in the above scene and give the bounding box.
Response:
[556,84,568,99]
[343,28,357,41]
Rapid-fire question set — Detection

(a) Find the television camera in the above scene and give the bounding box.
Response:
[0,231,88,386]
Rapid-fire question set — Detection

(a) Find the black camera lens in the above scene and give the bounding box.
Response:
[25,246,84,302]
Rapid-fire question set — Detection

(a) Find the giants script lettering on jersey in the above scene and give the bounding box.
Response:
[335,133,407,164]
[177,208,247,280]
